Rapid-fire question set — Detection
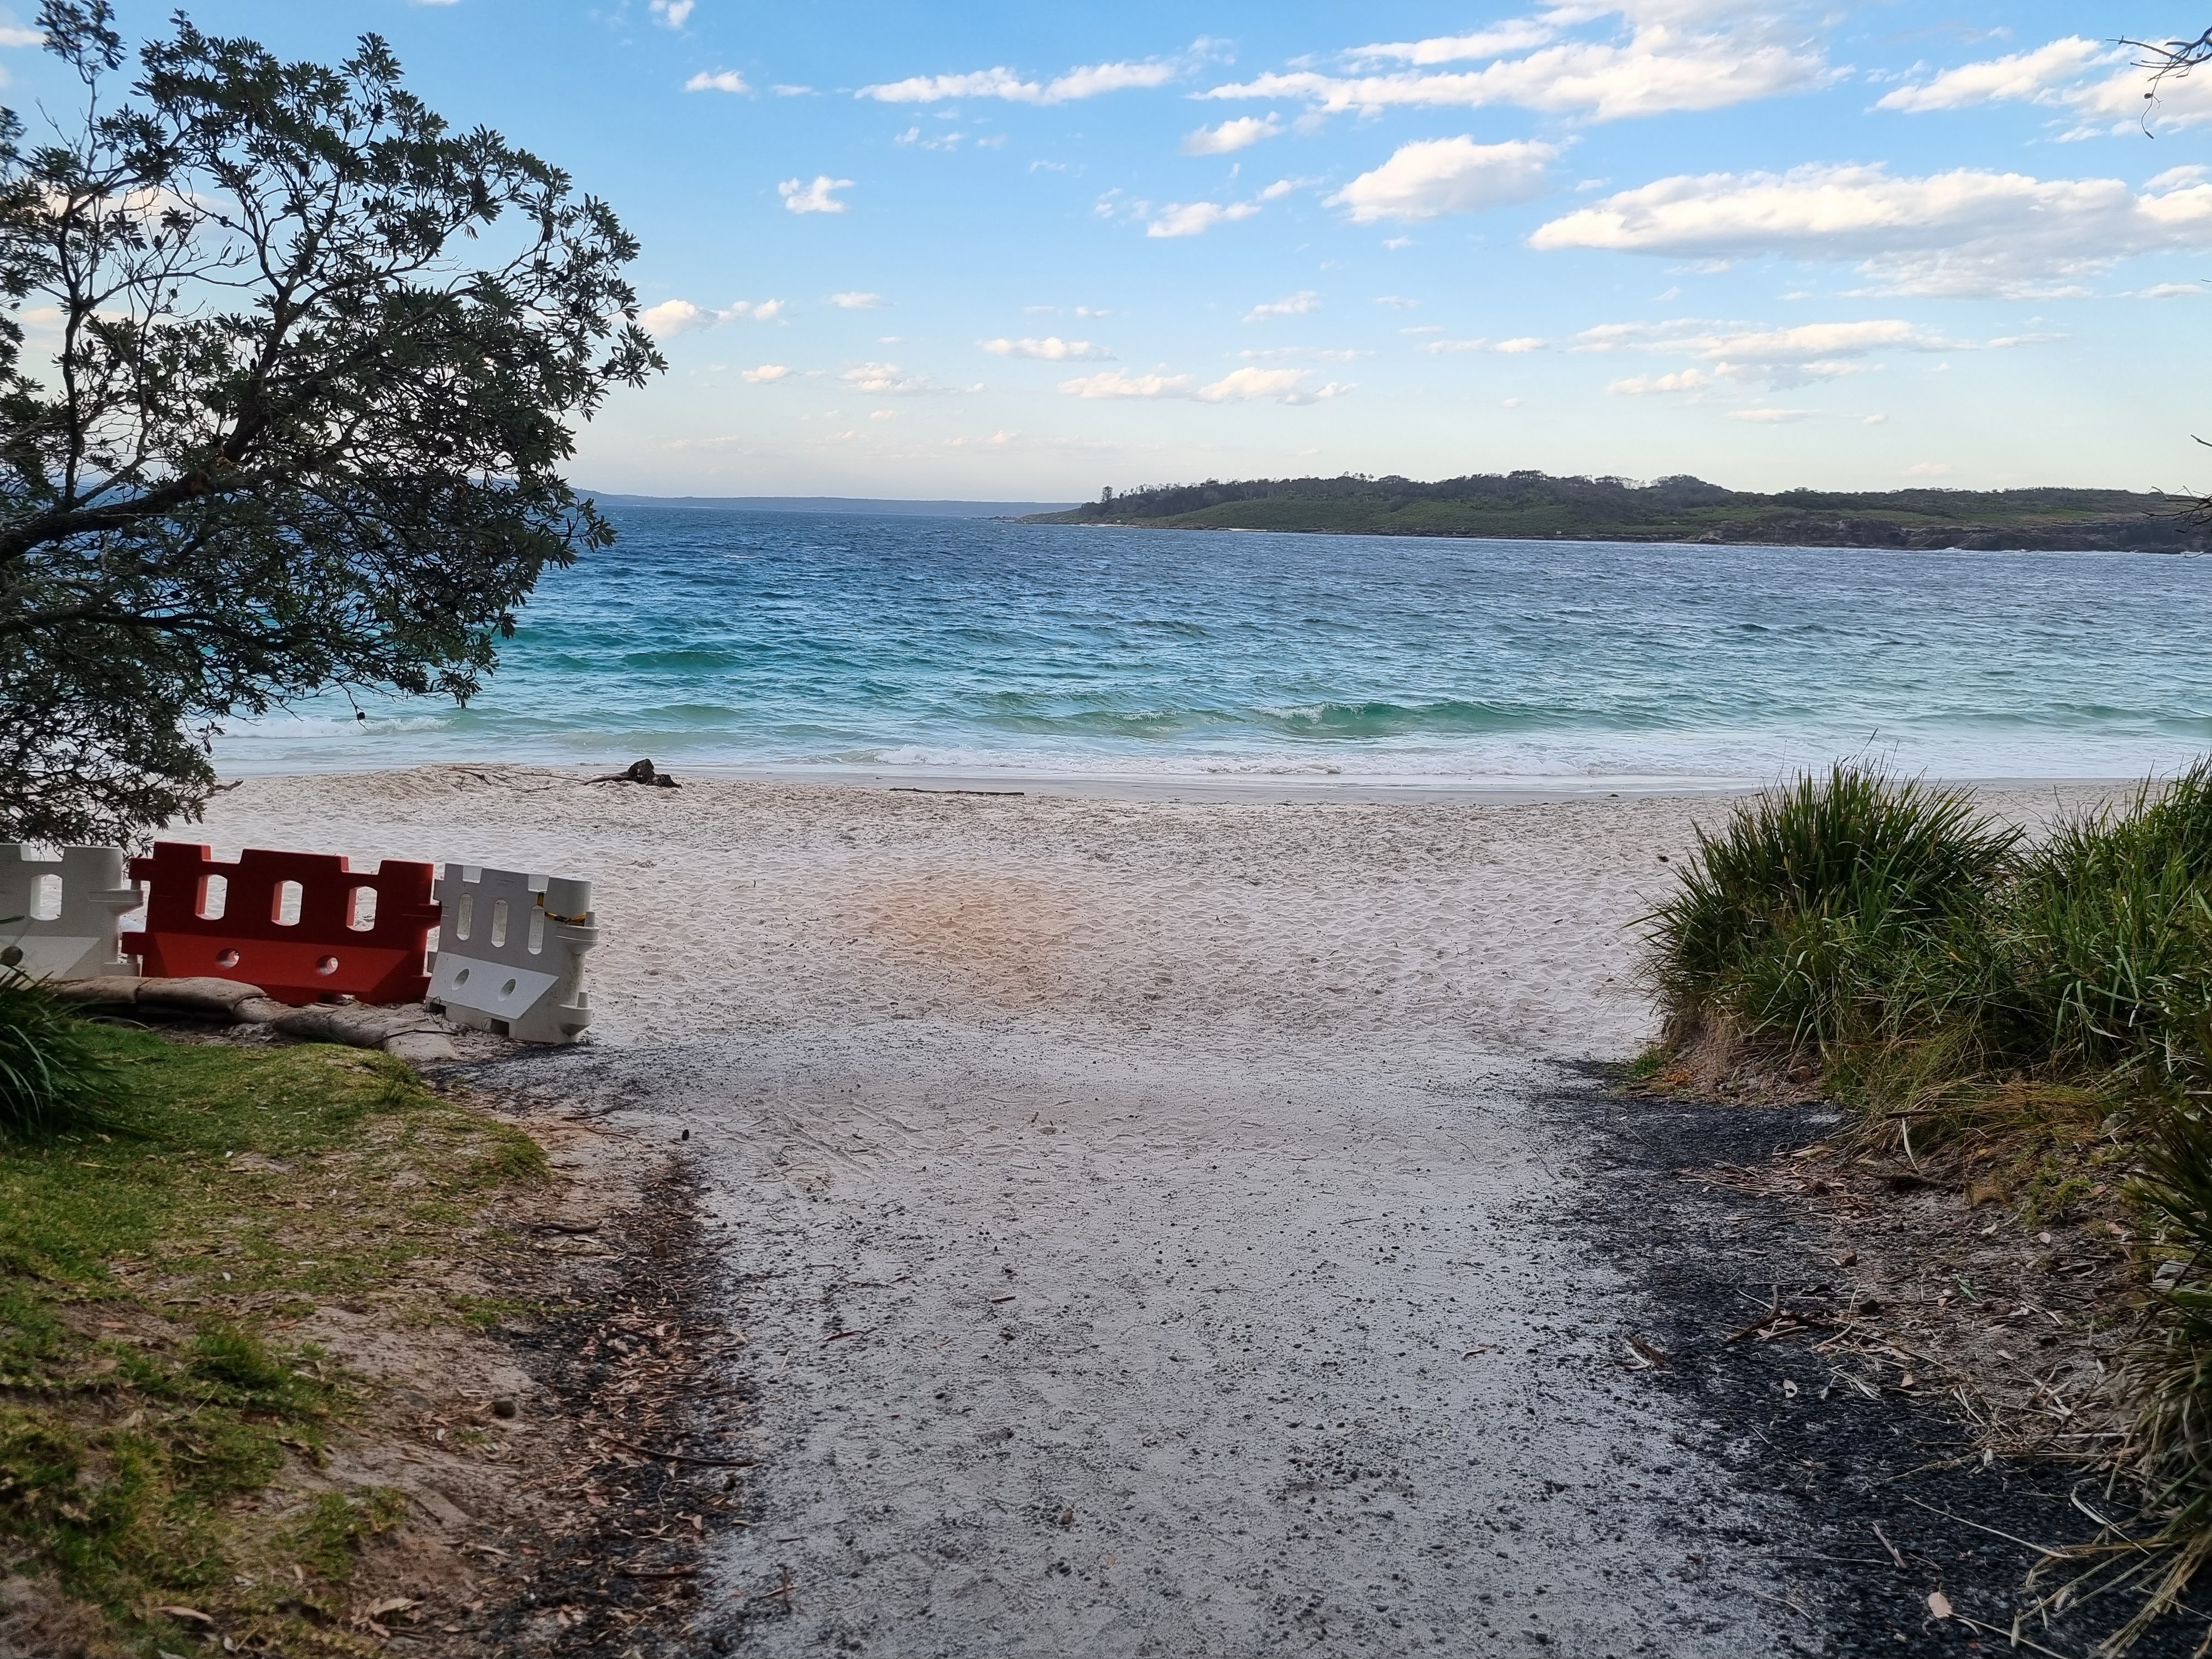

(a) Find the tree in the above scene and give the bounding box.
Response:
[0,2,664,846]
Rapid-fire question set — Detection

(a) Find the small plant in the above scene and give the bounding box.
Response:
[0,973,128,1140]
[1643,760,2018,1053]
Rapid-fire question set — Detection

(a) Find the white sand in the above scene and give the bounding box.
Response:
[192,767,2108,1059]
[190,768,2118,1655]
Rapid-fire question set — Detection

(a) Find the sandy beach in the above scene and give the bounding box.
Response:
[188,769,2119,1655]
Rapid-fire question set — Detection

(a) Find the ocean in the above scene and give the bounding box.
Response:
[213,505,2212,788]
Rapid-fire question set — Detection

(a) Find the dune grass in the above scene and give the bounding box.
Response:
[0,993,547,1655]
[1642,758,2212,1645]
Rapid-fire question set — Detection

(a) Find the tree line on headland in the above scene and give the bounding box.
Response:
[1027,472,2210,552]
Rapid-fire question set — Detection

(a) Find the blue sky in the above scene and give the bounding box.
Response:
[9,2,2212,498]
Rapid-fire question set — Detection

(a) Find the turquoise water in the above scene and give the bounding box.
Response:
[215,505,2212,785]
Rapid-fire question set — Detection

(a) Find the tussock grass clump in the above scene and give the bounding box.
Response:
[1643,756,2212,1647]
[0,973,129,1140]
[1646,760,2019,1054]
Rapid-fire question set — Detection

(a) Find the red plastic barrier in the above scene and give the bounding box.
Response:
[121,842,439,1005]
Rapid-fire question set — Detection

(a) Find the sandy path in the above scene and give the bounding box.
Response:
[500,1020,1786,1656]
[193,769,2114,1656]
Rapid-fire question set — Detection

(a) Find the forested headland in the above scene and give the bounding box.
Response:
[1026,473,2206,551]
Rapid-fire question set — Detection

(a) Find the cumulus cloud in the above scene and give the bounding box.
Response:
[860,56,1180,105]
[1875,37,2114,113]
[1875,36,2212,135]
[650,0,694,25]
[1576,315,2022,389]
[1607,368,1714,393]
[685,69,749,93]
[639,297,785,337]
[1183,114,1283,154]
[742,364,792,383]
[1058,367,1351,404]
[841,361,940,394]
[1494,336,1547,352]
[829,291,885,309]
[0,23,44,44]
[1329,137,1557,223]
[1244,290,1320,320]
[1147,200,1261,237]
[1345,22,1557,66]
[1530,163,2212,297]
[780,175,853,214]
[980,336,1113,361]
[1203,9,1833,123]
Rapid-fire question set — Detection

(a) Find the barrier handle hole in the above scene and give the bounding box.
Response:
[215,948,241,970]
[314,955,338,975]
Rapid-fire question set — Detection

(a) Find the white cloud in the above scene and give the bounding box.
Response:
[1531,163,2212,298]
[1608,368,1713,393]
[1146,200,1261,238]
[650,0,695,27]
[1241,346,1367,361]
[1258,178,1303,201]
[860,57,1179,105]
[1203,16,1832,123]
[2140,281,2207,298]
[1577,317,1965,359]
[1730,407,1818,422]
[1058,367,1351,404]
[1060,370,1197,399]
[1183,114,1282,155]
[1875,37,2112,113]
[1373,294,1420,309]
[1244,289,1319,320]
[1420,334,1546,354]
[773,84,813,96]
[685,69,749,93]
[980,336,1113,361]
[1577,314,2005,388]
[1906,461,1952,476]
[639,297,784,337]
[841,361,938,394]
[742,364,792,383]
[780,175,853,215]
[1346,22,1558,66]
[1329,137,1557,223]
[829,291,884,309]
[1195,367,1352,404]
[0,24,44,44]
[1874,36,2212,135]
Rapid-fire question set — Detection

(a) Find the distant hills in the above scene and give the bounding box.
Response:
[593,492,1078,518]
[1023,473,2206,551]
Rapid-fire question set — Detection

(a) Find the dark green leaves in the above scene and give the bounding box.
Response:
[1,2,665,843]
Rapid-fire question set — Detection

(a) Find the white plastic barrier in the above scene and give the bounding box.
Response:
[425,864,596,1044]
[0,844,142,981]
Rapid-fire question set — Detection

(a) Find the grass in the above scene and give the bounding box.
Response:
[0,999,547,1656]
[0,973,131,1140]
[1641,757,2212,1648]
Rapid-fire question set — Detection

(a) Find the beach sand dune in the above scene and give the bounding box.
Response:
[192,768,2113,1656]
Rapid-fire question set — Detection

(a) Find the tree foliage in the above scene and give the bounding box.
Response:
[0,2,662,844]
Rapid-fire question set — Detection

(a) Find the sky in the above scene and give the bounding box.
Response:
[7,1,2212,499]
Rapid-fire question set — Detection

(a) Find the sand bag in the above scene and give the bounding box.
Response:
[426,864,597,1045]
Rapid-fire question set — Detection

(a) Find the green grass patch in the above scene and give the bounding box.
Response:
[1641,757,2212,1644]
[0,1011,547,1653]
